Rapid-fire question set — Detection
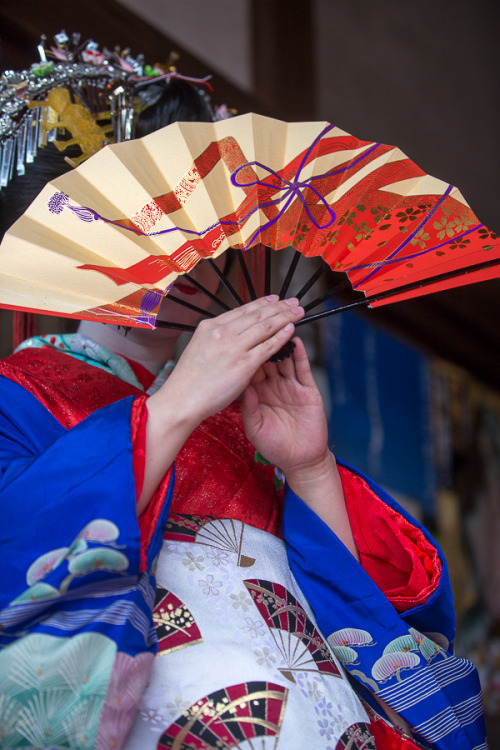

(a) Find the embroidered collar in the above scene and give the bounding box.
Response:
[15,333,174,394]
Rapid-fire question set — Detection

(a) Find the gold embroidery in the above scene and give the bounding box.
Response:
[154,586,203,656]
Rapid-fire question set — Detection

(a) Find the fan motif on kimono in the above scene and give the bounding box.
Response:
[163,514,255,568]
[0,113,498,332]
[157,681,288,749]
[335,722,376,750]
[153,585,203,656]
[244,579,342,682]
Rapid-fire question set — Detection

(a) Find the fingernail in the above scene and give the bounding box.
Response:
[266,294,279,301]
[284,322,294,331]
[292,306,303,315]
[284,297,299,307]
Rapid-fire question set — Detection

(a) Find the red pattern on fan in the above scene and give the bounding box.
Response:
[5,114,498,329]
[75,137,424,285]
[244,579,342,681]
[154,585,203,655]
[0,287,165,328]
[69,123,499,317]
[157,681,288,749]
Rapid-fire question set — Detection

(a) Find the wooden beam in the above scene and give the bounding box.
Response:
[250,0,315,120]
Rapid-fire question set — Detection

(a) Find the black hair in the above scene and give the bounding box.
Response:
[0,143,76,240]
[135,77,213,139]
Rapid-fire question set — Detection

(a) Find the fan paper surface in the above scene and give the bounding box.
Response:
[0,113,498,327]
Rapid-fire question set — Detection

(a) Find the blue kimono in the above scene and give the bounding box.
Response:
[285,478,486,750]
[0,346,487,749]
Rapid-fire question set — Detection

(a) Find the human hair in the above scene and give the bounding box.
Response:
[0,144,75,240]
[135,77,213,139]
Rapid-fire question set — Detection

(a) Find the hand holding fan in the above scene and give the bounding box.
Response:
[0,113,498,335]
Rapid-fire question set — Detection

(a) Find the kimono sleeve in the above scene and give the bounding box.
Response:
[282,460,486,750]
[0,375,176,748]
[0,375,173,611]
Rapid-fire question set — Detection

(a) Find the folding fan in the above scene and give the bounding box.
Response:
[0,112,498,333]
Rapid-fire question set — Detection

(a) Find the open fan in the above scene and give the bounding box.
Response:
[0,112,498,332]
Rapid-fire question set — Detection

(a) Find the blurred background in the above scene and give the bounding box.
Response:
[1,0,499,740]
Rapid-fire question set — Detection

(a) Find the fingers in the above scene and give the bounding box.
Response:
[210,295,279,329]
[259,338,307,382]
[270,337,316,387]
[289,337,317,387]
[248,319,303,366]
[250,366,267,386]
[241,383,260,417]
[275,352,296,379]
[188,297,305,388]
[239,300,304,350]
[262,361,278,379]
[211,295,301,334]
[206,296,305,366]
[236,297,303,340]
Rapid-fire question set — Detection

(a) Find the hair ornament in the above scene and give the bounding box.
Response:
[0,31,226,183]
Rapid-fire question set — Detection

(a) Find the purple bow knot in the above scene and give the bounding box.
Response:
[230,159,337,237]
[229,124,382,250]
[230,125,339,250]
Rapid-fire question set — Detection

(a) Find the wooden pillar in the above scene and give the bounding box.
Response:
[250,0,315,121]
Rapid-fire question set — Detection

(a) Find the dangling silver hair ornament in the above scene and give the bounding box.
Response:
[0,31,228,186]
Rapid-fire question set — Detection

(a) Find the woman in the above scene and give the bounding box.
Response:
[0,78,486,749]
